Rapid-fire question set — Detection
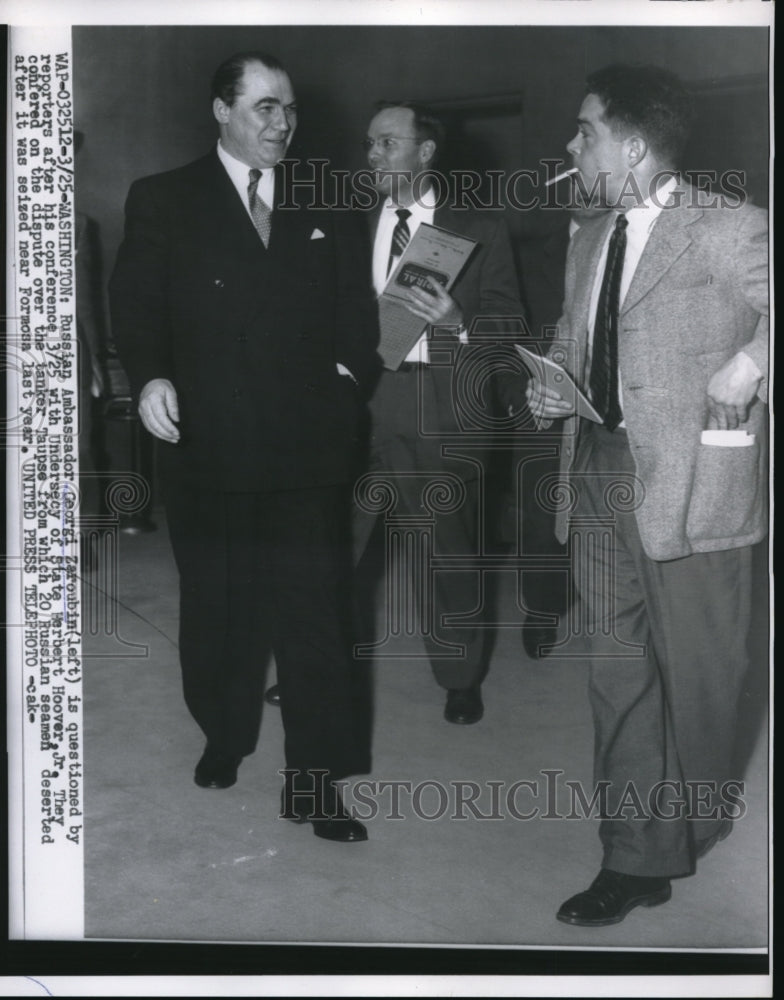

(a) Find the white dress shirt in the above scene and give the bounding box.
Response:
[217,140,275,216]
[373,186,438,363]
[584,176,677,426]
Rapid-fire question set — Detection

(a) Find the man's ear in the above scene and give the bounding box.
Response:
[213,97,230,125]
[625,134,648,168]
[418,139,436,168]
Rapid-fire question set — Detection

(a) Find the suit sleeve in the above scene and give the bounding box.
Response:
[108,178,175,400]
[75,213,105,363]
[331,209,382,396]
[467,218,529,414]
[733,205,769,401]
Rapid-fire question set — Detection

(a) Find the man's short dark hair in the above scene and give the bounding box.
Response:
[375,100,446,163]
[211,51,286,106]
[586,64,693,166]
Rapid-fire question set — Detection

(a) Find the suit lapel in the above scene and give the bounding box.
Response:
[368,205,382,246]
[572,213,614,375]
[270,161,316,257]
[621,185,701,314]
[192,151,267,262]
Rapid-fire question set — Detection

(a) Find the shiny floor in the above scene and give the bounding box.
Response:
[82,509,770,949]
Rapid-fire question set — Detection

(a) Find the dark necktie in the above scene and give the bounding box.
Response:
[589,213,628,431]
[248,168,272,248]
[387,208,412,276]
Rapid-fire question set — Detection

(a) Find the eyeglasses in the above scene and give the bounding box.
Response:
[361,136,422,151]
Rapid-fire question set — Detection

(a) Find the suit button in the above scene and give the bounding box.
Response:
[232,388,241,398]
[214,278,225,288]
[306,382,317,391]
[237,335,248,343]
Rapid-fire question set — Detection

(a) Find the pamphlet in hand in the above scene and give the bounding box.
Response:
[514,344,603,422]
[378,223,478,370]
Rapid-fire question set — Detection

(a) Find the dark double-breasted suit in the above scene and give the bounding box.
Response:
[353,204,525,689]
[110,149,380,781]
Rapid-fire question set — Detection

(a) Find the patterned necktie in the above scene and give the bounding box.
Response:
[589,213,628,431]
[248,168,272,248]
[387,208,412,275]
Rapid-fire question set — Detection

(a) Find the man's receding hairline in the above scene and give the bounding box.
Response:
[233,59,291,96]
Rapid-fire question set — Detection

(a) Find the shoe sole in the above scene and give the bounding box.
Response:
[556,885,672,927]
[444,710,484,725]
[284,813,368,842]
[194,776,237,789]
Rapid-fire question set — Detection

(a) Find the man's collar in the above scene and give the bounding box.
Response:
[621,174,679,224]
[217,140,274,181]
[384,180,438,212]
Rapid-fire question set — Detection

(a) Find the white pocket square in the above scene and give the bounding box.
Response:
[310,228,325,240]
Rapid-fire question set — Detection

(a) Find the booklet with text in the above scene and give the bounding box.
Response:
[378,223,478,370]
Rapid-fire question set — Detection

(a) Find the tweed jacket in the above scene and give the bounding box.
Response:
[551,184,768,560]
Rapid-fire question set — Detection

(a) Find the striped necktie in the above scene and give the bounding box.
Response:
[248,168,272,248]
[589,213,628,431]
[387,208,412,275]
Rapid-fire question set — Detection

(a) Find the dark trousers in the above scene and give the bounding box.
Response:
[574,423,751,877]
[504,436,570,619]
[164,482,362,783]
[353,367,485,691]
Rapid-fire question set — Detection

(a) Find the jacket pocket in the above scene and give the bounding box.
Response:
[685,439,761,542]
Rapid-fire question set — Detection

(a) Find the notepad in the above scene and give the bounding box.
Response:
[514,344,602,423]
[700,430,756,447]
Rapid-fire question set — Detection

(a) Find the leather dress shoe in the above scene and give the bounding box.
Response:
[695,818,733,859]
[264,684,281,707]
[281,787,368,843]
[557,869,671,926]
[194,746,243,789]
[522,622,556,659]
[444,686,483,725]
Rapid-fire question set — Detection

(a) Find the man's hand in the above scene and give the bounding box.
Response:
[526,375,576,422]
[706,352,762,430]
[403,277,463,327]
[139,378,180,443]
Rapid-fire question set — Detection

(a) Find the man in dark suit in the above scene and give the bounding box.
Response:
[352,101,526,724]
[528,65,768,923]
[109,51,380,842]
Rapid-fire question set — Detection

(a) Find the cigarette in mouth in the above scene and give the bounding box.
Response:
[545,167,579,187]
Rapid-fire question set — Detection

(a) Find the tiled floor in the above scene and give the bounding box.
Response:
[82,510,770,950]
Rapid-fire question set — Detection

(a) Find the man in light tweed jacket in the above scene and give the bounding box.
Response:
[527,64,768,926]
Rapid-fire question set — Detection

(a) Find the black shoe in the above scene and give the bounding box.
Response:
[695,818,733,860]
[522,621,556,659]
[557,869,671,927]
[281,786,368,843]
[193,746,243,789]
[264,684,281,707]
[444,686,484,725]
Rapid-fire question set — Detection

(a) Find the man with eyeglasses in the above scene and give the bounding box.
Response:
[352,101,526,725]
[110,51,380,842]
